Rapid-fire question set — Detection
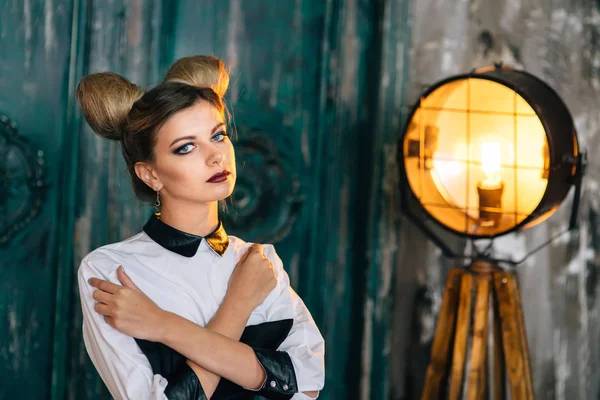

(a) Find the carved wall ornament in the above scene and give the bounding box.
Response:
[0,114,46,246]
[223,125,303,244]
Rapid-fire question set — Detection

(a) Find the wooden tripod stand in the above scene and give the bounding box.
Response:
[420,261,534,400]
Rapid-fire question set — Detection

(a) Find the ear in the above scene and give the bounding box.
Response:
[134,162,163,191]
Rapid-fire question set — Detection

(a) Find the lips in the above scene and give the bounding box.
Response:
[207,170,231,183]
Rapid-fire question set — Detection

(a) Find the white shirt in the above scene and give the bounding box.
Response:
[78,215,325,400]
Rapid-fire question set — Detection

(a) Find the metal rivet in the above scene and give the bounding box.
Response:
[283,384,289,391]
[270,380,277,388]
[501,278,507,284]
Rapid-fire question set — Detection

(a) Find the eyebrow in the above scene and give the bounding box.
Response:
[169,122,226,147]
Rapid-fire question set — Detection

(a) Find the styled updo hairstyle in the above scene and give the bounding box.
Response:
[76,55,230,203]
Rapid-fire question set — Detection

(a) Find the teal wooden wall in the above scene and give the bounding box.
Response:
[0,1,412,399]
[0,0,79,398]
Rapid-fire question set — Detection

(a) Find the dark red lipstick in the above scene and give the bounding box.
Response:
[207,170,231,183]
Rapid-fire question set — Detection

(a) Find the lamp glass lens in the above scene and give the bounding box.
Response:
[404,78,549,236]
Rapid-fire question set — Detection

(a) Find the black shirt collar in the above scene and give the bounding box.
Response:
[143,213,229,257]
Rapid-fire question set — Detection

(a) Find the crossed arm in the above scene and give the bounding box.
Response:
[79,246,323,399]
[179,294,264,396]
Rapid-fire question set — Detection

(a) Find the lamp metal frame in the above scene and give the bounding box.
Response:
[398,64,586,265]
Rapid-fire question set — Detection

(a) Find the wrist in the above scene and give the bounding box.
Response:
[157,310,179,343]
[221,294,255,318]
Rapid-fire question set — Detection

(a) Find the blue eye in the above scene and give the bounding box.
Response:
[211,131,229,142]
[175,142,195,154]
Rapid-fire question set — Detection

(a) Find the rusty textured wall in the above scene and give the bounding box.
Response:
[3,0,599,398]
[391,1,600,399]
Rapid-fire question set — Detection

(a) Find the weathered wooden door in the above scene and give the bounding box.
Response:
[0,0,80,398]
[0,1,410,399]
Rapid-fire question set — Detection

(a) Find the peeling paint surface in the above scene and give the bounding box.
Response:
[390,1,600,399]
[0,0,76,397]
[5,1,599,399]
[62,1,372,399]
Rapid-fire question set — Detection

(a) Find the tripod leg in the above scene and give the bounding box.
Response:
[512,272,534,396]
[448,272,473,400]
[492,277,506,400]
[421,269,463,400]
[466,274,491,400]
[493,272,534,399]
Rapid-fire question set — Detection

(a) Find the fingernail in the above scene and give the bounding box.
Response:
[119,265,124,273]
[87,278,92,284]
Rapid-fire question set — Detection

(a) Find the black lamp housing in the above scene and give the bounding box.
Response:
[398,65,586,262]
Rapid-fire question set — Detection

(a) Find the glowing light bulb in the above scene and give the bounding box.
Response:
[480,141,502,189]
[477,140,504,227]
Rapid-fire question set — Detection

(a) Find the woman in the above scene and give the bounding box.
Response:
[77,55,325,400]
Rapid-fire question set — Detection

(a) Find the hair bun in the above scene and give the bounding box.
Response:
[76,72,145,141]
[163,55,230,99]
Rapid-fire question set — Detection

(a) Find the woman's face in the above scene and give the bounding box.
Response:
[145,100,236,207]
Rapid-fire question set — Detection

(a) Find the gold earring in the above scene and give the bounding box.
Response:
[154,188,161,208]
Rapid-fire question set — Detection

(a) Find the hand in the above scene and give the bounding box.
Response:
[226,244,278,312]
[88,266,167,342]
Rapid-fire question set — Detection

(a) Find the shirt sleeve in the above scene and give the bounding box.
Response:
[254,245,326,397]
[78,256,205,400]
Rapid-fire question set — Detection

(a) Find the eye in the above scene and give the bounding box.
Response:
[211,131,229,142]
[174,142,195,154]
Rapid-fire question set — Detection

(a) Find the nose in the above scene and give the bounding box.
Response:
[205,146,224,166]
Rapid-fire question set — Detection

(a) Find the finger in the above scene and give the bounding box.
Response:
[89,278,121,294]
[92,289,112,304]
[94,302,112,316]
[238,245,255,264]
[116,266,139,292]
[269,262,278,279]
[104,315,116,329]
[238,243,263,265]
[237,249,251,265]
[248,244,265,261]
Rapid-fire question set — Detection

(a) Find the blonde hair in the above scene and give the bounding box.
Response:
[164,55,230,99]
[76,72,145,141]
[76,55,231,201]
